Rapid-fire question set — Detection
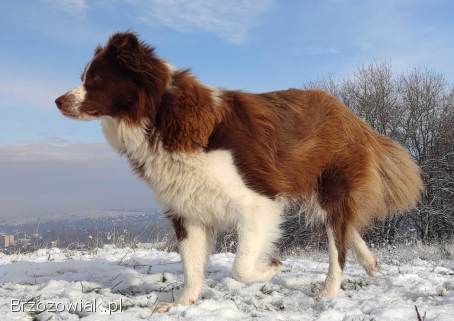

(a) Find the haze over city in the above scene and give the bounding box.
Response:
[1,0,453,221]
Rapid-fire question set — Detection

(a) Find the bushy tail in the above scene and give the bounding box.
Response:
[373,136,423,216]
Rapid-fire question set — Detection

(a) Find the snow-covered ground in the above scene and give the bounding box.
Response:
[0,244,453,321]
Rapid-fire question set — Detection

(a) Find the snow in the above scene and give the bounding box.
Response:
[0,245,453,321]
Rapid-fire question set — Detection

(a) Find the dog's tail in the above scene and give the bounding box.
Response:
[371,135,423,216]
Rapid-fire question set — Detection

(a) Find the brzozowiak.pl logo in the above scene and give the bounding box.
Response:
[11,298,123,315]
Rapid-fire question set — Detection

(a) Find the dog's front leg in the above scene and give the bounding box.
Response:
[156,214,212,313]
[167,212,213,305]
[232,204,283,283]
[177,218,212,304]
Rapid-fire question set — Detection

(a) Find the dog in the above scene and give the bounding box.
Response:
[55,32,423,309]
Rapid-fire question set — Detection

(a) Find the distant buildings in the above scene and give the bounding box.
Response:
[0,212,167,253]
[17,237,32,247]
[0,234,15,247]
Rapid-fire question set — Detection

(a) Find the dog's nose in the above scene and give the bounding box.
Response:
[55,95,65,109]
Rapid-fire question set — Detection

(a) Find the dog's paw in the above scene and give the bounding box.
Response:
[270,257,282,267]
[364,256,379,277]
[233,258,282,283]
[266,258,283,279]
[316,287,339,300]
[176,294,197,305]
[153,302,175,314]
[317,277,342,300]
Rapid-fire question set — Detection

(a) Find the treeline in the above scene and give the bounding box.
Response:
[281,62,454,249]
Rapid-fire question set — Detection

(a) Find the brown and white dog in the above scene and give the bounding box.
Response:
[55,32,423,308]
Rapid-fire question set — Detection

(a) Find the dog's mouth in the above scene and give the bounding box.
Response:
[60,110,98,121]
[57,105,98,121]
[59,109,79,119]
[55,96,99,120]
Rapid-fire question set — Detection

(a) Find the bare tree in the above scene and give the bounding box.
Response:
[292,62,454,249]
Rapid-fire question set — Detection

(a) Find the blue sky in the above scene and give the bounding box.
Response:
[1,0,453,144]
[0,0,453,220]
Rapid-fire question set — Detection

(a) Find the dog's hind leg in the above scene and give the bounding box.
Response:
[320,224,377,299]
[321,224,345,298]
[349,227,378,276]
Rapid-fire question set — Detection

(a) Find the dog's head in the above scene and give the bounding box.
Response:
[55,32,170,123]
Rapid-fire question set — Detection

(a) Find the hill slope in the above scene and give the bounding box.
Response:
[0,245,453,320]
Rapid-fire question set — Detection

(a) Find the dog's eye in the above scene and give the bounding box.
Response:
[86,75,102,88]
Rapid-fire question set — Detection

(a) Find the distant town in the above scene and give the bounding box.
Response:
[0,211,170,254]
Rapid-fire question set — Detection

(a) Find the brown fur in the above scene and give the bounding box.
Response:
[206,89,423,266]
[157,71,225,152]
[56,32,424,268]
[166,210,188,242]
[270,258,282,267]
[71,32,170,125]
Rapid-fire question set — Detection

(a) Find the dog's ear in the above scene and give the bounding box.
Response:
[107,32,146,73]
[109,32,139,52]
[94,45,103,56]
[106,31,170,112]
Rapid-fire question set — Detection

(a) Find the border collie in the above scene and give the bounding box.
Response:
[55,32,423,310]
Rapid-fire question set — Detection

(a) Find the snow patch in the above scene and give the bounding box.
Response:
[0,245,453,320]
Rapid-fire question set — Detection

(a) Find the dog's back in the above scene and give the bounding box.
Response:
[56,32,423,305]
[208,88,422,224]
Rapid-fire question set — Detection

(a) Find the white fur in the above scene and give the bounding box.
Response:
[232,204,283,282]
[350,228,378,276]
[322,226,343,298]
[64,85,94,120]
[304,195,328,226]
[207,86,224,106]
[82,60,92,83]
[69,85,86,106]
[286,195,327,227]
[101,117,284,302]
[177,221,213,304]
[162,63,223,106]
[163,61,177,75]
[162,61,177,89]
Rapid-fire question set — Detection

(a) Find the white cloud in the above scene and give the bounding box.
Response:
[131,0,273,44]
[45,0,87,16]
[41,0,273,44]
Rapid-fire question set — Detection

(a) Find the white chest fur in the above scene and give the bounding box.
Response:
[101,117,282,227]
